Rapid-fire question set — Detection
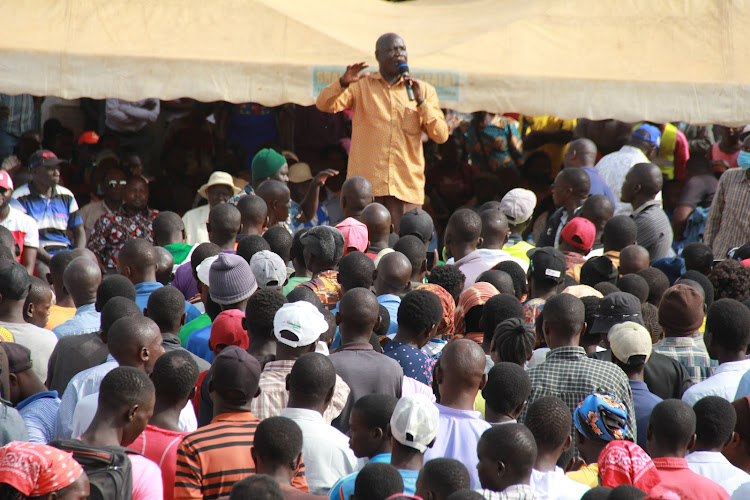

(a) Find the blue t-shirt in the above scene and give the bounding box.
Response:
[185,325,213,364]
[582,166,616,206]
[328,454,418,500]
[134,282,201,324]
[384,340,436,386]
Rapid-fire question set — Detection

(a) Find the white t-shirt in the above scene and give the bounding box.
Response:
[71,392,197,438]
[0,206,39,251]
[531,466,591,500]
[182,204,210,246]
[0,321,56,381]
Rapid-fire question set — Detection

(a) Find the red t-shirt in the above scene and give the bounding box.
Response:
[128,424,188,500]
[650,457,729,499]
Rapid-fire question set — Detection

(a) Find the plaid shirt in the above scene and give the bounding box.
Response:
[522,346,636,456]
[250,360,350,424]
[478,485,538,499]
[705,168,750,258]
[653,336,713,384]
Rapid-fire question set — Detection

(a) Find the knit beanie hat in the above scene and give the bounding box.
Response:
[209,253,258,305]
[657,283,704,336]
[251,148,287,181]
[300,226,345,262]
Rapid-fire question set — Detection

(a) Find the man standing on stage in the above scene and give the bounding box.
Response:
[316,33,449,231]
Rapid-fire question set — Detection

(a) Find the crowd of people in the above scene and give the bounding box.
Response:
[3,32,750,500]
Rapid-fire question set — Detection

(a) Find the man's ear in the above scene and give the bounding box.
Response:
[285,373,291,391]
[205,222,211,234]
[512,401,526,419]
[389,223,394,235]
[373,315,381,333]
[188,386,197,400]
[126,404,139,422]
[250,446,258,467]
[496,459,506,477]
[143,307,149,317]
[242,317,248,331]
[419,258,427,275]
[335,312,341,326]
[140,346,149,362]
[46,273,53,286]
[14,243,20,258]
[478,372,488,391]
[476,237,484,248]
[687,433,697,452]
[372,269,378,284]
[562,434,572,452]
[24,301,34,319]
[180,312,187,327]
[8,373,18,388]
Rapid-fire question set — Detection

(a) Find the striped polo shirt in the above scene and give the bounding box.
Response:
[12,184,82,252]
[174,411,308,500]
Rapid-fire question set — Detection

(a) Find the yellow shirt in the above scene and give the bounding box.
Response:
[567,463,599,488]
[0,327,13,342]
[316,73,449,205]
[520,115,577,176]
[503,240,535,265]
[47,304,75,331]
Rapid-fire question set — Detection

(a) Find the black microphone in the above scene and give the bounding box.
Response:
[398,63,415,101]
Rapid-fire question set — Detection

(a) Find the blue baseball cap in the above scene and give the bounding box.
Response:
[574,392,628,442]
[632,124,662,150]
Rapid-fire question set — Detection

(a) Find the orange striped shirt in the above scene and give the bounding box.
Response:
[316,72,449,205]
[174,411,308,500]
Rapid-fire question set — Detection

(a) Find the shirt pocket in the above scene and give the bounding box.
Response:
[401,106,422,136]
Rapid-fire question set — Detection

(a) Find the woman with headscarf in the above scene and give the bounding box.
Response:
[451,282,500,343]
[415,283,457,360]
[0,441,89,499]
[598,440,662,492]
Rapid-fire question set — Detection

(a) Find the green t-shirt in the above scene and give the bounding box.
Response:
[178,313,211,346]
[164,242,194,266]
[283,276,311,296]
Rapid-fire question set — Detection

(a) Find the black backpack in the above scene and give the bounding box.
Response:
[50,439,134,500]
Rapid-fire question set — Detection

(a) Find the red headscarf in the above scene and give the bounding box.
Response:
[0,441,84,496]
[452,282,499,340]
[416,283,456,339]
[598,440,662,492]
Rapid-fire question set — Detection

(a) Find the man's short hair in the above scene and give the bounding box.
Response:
[98,366,154,411]
[603,215,637,251]
[706,299,750,352]
[263,226,293,263]
[478,424,537,475]
[95,274,137,311]
[397,289,443,334]
[337,251,375,291]
[524,396,572,452]
[288,353,336,403]
[481,294,524,350]
[616,274,649,303]
[418,458,471,499]
[0,261,30,301]
[237,235,271,264]
[493,260,527,301]
[447,209,482,243]
[354,463,404,500]
[482,362,530,416]
[542,293,585,337]
[285,286,322,308]
[637,268,670,306]
[682,243,713,274]
[393,235,427,277]
[352,394,398,430]
[648,399,696,449]
[245,289,287,340]
[229,475,283,500]
[428,265,466,303]
[145,285,186,332]
[151,350,199,405]
[253,416,303,469]
[693,396,737,450]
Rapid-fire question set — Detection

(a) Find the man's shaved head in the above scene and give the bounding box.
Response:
[152,211,185,246]
[71,248,99,264]
[341,176,374,218]
[107,315,162,365]
[556,168,591,198]
[619,245,650,276]
[628,162,663,197]
[208,203,241,243]
[564,138,598,167]
[255,179,288,203]
[376,32,403,53]
[237,194,268,230]
[361,203,391,244]
[63,256,102,307]
[438,339,486,390]
[375,251,412,295]
[447,209,482,244]
[480,209,509,248]
[338,287,380,341]
[580,195,614,236]
[117,238,155,274]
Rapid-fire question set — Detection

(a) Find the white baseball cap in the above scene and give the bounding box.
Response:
[390,394,439,453]
[196,255,219,287]
[250,250,287,289]
[273,301,329,348]
[499,188,537,225]
[609,321,653,365]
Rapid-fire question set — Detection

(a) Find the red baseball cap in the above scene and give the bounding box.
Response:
[0,171,13,191]
[77,131,100,146]
[209,309,248,352]
[561,217,596,252]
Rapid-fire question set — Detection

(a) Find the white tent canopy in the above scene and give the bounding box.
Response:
[1,0,748,124]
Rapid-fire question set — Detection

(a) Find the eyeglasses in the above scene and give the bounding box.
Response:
[107,180,127,187]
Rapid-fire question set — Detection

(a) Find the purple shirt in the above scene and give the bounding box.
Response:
[423,403,491,489]
[454,250,490,290]
[582,166,616,205]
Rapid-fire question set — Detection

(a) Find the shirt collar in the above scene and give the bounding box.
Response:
[263,360,296,372]
[135,281,163,293]
[15,390,59,410]
[211,411,259,423]
[628,380,650,391]
[652,456,689,470]
[161,333,181,348]
[631,199,662,218]
[715,358,750,373]
[336,342,375,352]
[546,346,587,361]
[75,303,97,314]
[686,451,732,465]
[658,336,698,347]
[280,407,325,423]
[369,453,392,464]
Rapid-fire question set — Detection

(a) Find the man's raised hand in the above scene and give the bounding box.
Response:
[339,62,369,88]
